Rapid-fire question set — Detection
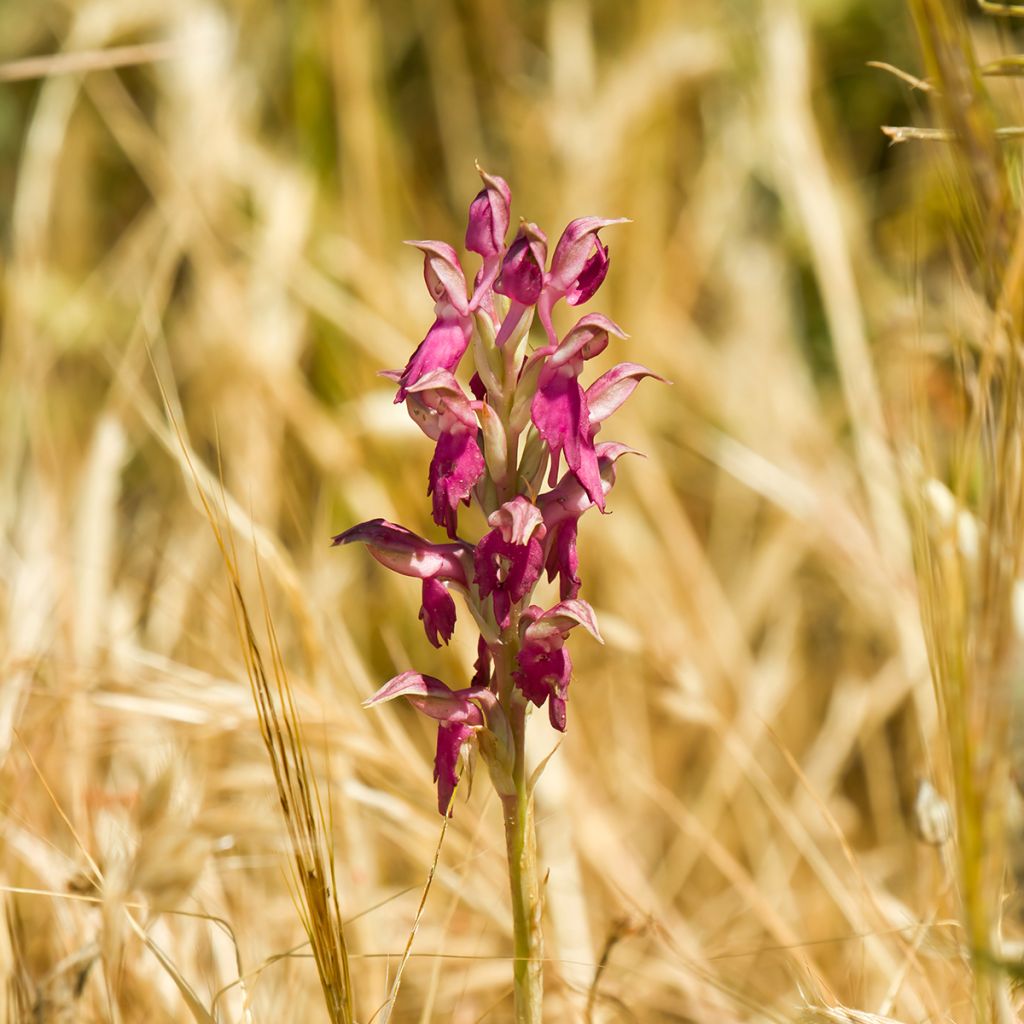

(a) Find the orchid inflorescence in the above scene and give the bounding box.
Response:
[333,167,663,815]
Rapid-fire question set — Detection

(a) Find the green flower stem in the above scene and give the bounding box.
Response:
[501,694,544,1023]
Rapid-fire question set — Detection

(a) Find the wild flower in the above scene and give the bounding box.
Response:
[332,165,663,1021]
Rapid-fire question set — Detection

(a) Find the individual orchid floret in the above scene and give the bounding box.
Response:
[332,519,470,645]
[530,316,629,511]
[332,519,469,584]
[466,167,511,261]
[393,317,473,404]
[494,221,548,348]
[547,218,628,303]
[549,313,627,367]
[474,497,547,630]
[535,217,627,345]
[393,242,473,402]
[495,222,548,306]
[420,578,457,647]
[363,671,487,814]
[532,358,603,510]
[466,167,513,320]
[402,371,487,538]
[514,600,602,731]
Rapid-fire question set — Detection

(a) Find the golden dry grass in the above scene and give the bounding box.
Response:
[1,1,1022,1021]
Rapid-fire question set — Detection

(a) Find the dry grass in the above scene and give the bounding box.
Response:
[0,0,1020,1021]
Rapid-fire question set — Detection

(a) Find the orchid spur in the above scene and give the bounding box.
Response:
[333,166,663,1022]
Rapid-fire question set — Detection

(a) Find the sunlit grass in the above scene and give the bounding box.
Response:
[0,0,1018,1021]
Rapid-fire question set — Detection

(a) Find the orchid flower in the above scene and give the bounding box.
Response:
[334,165,664,1024]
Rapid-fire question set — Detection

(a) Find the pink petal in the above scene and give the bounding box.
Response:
[332,519,469,584]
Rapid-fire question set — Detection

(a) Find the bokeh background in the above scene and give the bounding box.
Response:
[0,0,1011,1021]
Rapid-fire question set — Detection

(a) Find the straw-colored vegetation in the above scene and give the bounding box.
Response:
[2,0,1023,1021]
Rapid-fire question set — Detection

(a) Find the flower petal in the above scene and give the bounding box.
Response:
[395,316,473,403]
[494,222,547,306]
[465,166,511,259]
[428,429,486,538]
[586,362,668,426]
[405,239,470,316]
[332,519,469,584]
[525,598,603,645]
[420,578,457,647]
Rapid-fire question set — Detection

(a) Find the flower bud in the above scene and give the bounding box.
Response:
[465,166,512,259]
[547,217,628,304]
[494,222,547,306]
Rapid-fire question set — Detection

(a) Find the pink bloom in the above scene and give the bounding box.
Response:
[404,371,486,538]
[495,222,547,306]
[332,519,470,645]
[474,497,546,630]
[420,578,457,647]
[586,362,667,428]
[532,365,603,509]
[393,242,473,402]
[547,218,628,301]
[530,316,625,510]
[536,217,627,344]
[429,428,485,538]
[466,167,511,261]
[331,519,469,584]
[407,239,470,315]
[363,671,488,814]
[516,643,572,730]
[466,167,512,319]
[514,600,602,731]
[394,316,473,404]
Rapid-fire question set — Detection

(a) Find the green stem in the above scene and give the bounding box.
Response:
[501,696,543,1023]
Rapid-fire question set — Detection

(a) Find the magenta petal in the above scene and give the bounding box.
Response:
[544,519,581,600]
[513,643,572,732]
[405,240,470,315]
[473,529,545,630]
[565,239,608,306]
[395,315,472,403]
[585,362,668,425]
[547,217,628,297]
[487,495,545,546]
[428,429,486,538]
[332,519,469,585]
[420,578,457,647]
[465,169,511,258]
[472,635,493,688]
[532,371,605,510]
[435,721,473,815]
[551,313,627,368]
[494,222,547,306]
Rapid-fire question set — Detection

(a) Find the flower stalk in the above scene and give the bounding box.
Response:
[333,166,663,1020]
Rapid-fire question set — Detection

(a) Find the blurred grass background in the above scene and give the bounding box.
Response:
[1,0,1018,1021]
